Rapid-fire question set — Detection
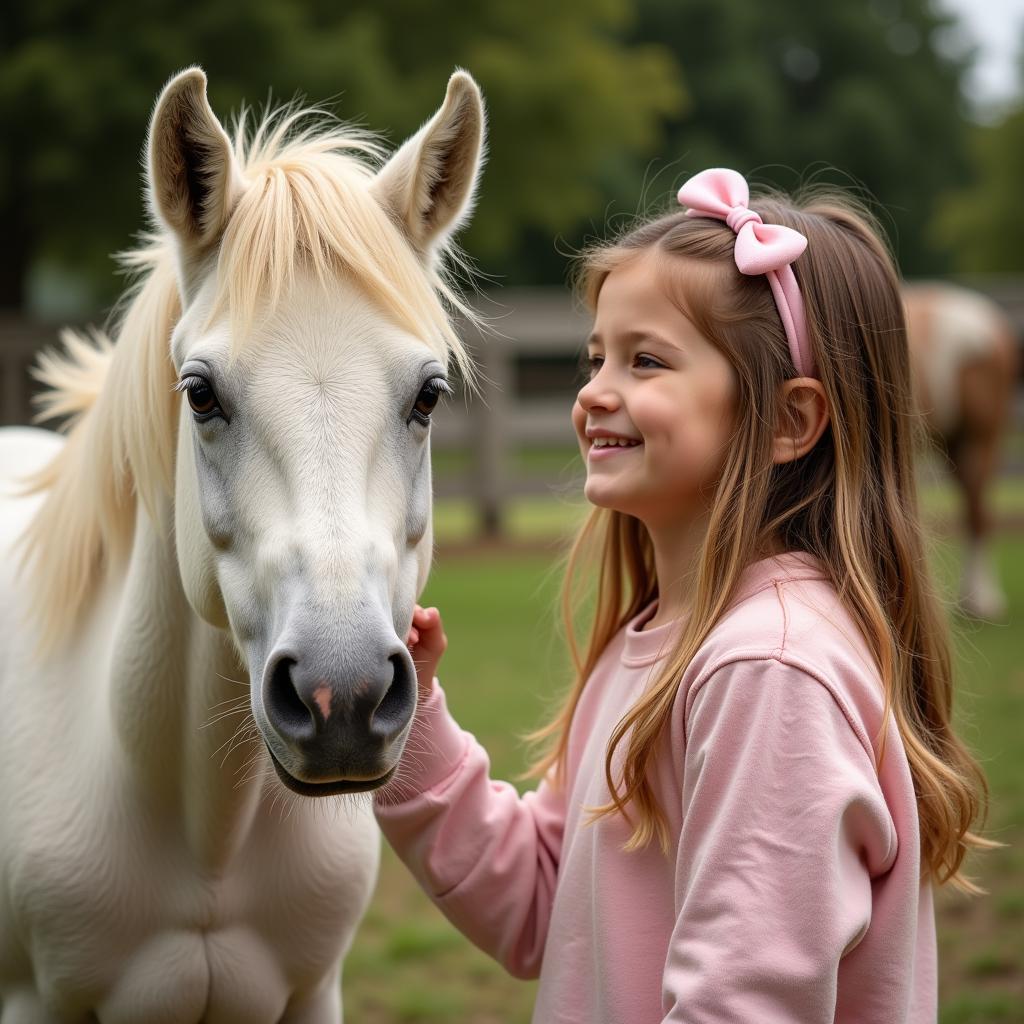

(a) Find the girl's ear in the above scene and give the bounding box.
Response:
[771,378,830,464]
[371,70,486,264]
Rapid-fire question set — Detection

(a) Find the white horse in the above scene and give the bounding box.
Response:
[0,66,484,1022]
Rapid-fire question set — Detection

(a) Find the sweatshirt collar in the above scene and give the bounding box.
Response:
[621,550,826,667]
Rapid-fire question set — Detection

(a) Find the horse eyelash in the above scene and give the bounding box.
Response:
[173,375,204,393]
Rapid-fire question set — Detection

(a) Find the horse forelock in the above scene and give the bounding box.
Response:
[215,105,475,376]
[22,101,477,651]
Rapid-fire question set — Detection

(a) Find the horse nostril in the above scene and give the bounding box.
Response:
[370,654,414,738]
[265,655,315,738]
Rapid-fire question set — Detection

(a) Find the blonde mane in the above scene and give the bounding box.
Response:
[21,105,475,651]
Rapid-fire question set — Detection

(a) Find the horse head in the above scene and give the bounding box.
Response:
[148,68,484,794]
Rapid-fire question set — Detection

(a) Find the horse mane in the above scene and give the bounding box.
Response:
[20,104,476,651]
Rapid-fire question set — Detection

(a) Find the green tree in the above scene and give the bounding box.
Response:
[934,24,1024,276]
[0,0,684,312]
[624,0,974,275]
[934,106,1024,272]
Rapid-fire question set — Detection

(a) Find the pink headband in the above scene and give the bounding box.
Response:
[676,168,815,378]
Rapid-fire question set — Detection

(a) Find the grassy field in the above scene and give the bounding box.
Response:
[930,537,1024,1023]
[344,501,1024,1021]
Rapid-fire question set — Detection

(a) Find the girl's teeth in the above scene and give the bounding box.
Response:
[592,437,639,447]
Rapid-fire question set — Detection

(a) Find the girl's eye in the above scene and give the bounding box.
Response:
[177,375,223,421]
[635,354,663,370]
[410,377,452,427]
[584,354,603,378]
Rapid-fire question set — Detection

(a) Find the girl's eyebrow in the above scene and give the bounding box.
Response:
[587,329,684,350]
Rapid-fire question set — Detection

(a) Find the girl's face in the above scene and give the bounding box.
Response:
[572,252,738,528]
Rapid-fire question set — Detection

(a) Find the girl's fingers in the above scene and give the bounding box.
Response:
[408,606,446,696]
[412,605,438,629]
[411,607,442,637]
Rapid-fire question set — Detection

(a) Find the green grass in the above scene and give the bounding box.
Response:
[432,494,587,545]
[344,526,1024,1023]
[343,554,558,1022]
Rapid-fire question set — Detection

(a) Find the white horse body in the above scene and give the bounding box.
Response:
[0,67,485,1023]
[1,424,379,1022]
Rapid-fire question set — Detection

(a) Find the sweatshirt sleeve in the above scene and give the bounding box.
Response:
[662,657,897,1023]
[373,680,565,979]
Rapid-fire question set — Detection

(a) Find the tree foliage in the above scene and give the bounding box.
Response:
[626,0,974,275]
[0,0,684,311]
[0,0,986,313]
[935,104,1024,272]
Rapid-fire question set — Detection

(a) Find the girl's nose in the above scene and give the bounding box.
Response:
[577,371,621,413]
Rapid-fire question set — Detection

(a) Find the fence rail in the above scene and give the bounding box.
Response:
[4,277,1024,536]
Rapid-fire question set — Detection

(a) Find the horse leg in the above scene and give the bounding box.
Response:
[950,360,1011,620]
[278,971,342,1023]
[0,990,75,1024]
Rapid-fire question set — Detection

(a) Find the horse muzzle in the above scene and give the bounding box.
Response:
[257,622,417,795]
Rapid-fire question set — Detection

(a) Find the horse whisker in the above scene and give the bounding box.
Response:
[216,672,250,689]
[206,693,251,713]
[201,705,253,731]
[215,721,259,765]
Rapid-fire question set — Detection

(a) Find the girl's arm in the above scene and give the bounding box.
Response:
[663,657,898,1022]
[373,607,564,979]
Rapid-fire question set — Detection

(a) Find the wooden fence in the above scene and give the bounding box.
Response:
[4,278,1024,536]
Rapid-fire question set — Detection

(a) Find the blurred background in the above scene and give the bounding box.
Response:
[2,0,1022,1020]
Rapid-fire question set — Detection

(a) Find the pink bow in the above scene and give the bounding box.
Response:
[677,168,807,275]
[676,168,815,377]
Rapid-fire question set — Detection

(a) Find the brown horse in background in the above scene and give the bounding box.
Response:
[904,282,1020,620]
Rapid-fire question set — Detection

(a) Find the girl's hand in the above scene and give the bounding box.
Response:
[406,605,447,697]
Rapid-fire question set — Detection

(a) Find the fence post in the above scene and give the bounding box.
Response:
[1,350,22,427]
[469,333,511,538]
[0,317,47,426]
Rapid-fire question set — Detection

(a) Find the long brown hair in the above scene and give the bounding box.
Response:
[531,188,993,893]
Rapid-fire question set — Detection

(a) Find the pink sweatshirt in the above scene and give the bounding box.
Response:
[375,552,937,1022]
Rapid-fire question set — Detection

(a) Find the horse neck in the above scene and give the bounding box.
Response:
[108,499,268,873]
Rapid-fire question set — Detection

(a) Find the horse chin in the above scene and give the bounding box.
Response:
[265,744,396,797]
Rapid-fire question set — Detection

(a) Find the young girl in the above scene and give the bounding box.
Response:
[375,168,991,1023]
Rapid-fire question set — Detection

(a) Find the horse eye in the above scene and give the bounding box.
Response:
[178,376,221,420]
[409,377,451,427]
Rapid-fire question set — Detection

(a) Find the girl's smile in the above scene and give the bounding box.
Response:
[572,251,737,526]
[585,429,644,460]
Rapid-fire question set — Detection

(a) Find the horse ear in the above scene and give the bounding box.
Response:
[147,68,245,271]
[372,70,486,261]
